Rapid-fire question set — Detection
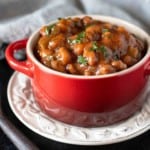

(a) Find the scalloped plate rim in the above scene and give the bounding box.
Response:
[7,71,150,145]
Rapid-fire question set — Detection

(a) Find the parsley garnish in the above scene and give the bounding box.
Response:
[90,42,107,57]
[113,54,120,60]
[102,28,109,33]
[45,24,55,35]
[68,31,85,44]
[77,55,88,65]
[90,41,99,51]
[78,31,86,39]
[99,46,109,57]
[99,45,107,53]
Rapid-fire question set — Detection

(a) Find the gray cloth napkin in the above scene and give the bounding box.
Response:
[0,0,149,42]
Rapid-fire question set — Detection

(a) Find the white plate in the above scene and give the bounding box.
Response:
[7,72,150,145]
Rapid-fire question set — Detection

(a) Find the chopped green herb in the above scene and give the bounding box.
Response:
[45,24,55,35]
[68,31,85,44]
[67,39,72,44]
[90,42,107,57]
[77,55,88,65]
[78,31,86,39]
[113,54,120,60]
[90,41,99,51]
[71,39,81,44]
[99,45,107,53]
[102,28,109,33]
[99,45,108,57]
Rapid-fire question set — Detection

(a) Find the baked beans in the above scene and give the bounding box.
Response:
[34,16,146,75]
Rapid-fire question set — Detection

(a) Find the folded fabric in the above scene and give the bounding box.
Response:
[0,0,149,42]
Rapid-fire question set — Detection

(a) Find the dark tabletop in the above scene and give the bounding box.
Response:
[0,45,150,150]
[0,58,17,150]
[0,129,17,150]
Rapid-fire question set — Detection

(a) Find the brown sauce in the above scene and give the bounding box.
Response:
[34,16,146,75]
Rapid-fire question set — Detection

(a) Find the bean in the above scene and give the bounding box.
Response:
[82,16,93,26]
[39,49,53,58]
[123,55,136,66]
[72,43,84,55]
[48,34,65,49]
[57,47,72,65]
[103,23,112,29]
[57,21,68,32]
[84,70,92,76]
[111,33,128,51]
[83,48,98,66]
[38,36,50,50]
[84,66,95,75]
[85,24,101,41]
[102,32,112,38]
[38,36,52,57]
[72,17,83,27]
[74,63,87,75]
[86,24,101,33]
[66,64,77,74]
[51,60,66,72]
[128,47,139,59]
[50,25,61,35]
[111,60,127,70]
[97,64,115,75]
[117,26,126,33]
[41,56,53,67]
[102,33,112,46]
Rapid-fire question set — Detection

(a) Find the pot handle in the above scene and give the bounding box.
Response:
[5,39,33,78]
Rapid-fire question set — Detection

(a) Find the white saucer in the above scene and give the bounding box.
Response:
[7,72,150,145]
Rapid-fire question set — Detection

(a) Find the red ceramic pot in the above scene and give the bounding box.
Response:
[5,15,150,126]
